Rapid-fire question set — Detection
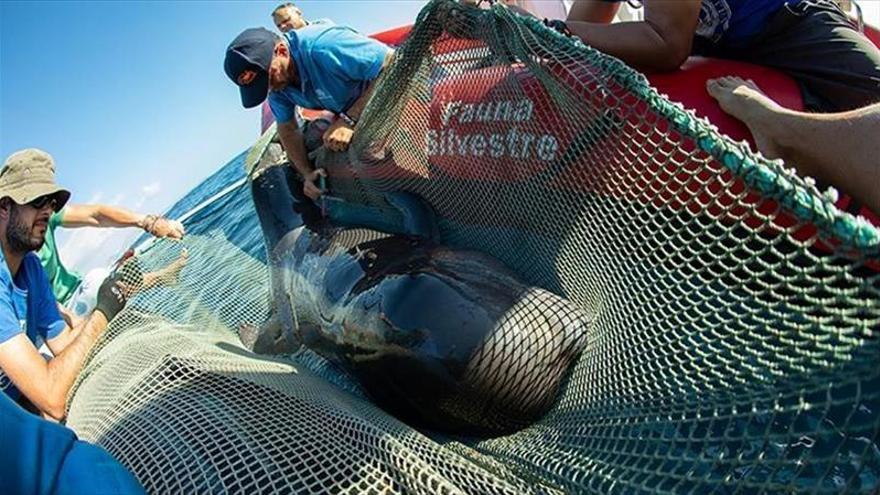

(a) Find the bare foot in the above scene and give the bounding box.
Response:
[706,76,786,160]
[141,249,189,290]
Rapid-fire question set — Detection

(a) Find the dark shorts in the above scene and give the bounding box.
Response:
[694,0,880,111]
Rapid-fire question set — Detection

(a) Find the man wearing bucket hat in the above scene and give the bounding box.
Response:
[224,24,394,199]
[0,149,131,420]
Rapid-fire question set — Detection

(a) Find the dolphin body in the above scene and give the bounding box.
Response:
[248,161,591,436]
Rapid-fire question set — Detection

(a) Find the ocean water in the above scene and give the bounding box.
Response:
[157,149,267,263]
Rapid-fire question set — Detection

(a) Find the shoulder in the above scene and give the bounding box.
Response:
[49,210,65,228]
[310,24,371,47]
[0,253,11,286]
[310,25,390,63]
[300,21,340,37]
[22,253,50,285]
[290,22,339,49]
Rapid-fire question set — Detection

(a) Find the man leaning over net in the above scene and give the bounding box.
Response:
[224,21,395,199]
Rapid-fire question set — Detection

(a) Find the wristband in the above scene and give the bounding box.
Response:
[140,214,159,234]
[338,112,358,127]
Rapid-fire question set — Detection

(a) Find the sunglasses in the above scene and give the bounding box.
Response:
[27,194,60,212]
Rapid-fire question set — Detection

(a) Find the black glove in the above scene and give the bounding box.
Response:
[95,273,127,322]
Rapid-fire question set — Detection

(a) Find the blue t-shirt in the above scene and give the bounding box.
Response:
[0,251,66,401]
[607,0,798,45]
[268,21,392,123]
[0,392,145,494]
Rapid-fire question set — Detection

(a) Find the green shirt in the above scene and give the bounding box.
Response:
[37,210,82,304]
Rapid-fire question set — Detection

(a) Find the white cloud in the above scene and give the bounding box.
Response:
[55,226,141,275]
[55,186,164,273]
[142,181,161,197]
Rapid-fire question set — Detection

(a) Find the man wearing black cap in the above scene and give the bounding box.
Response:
[225,24,394,199]
[0,149,131,420]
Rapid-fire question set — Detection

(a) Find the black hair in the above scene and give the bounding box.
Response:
[271,3,297,16]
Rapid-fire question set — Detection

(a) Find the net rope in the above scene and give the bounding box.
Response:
[67,1,879,493]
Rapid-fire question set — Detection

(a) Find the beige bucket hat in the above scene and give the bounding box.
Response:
[0,149,71,210]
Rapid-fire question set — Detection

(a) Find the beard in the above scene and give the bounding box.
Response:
[271,58,297,91]
[6,205,45,253]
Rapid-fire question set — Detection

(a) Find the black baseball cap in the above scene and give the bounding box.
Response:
[224,28,280,108]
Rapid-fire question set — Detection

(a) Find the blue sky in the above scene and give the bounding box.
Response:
[0,0,427,272]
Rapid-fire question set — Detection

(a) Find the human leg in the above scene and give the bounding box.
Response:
[140,249,188,291]
[721,0,880,111]
[707,76,880,213]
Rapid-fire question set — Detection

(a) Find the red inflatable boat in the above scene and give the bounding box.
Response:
[261,20,880,240]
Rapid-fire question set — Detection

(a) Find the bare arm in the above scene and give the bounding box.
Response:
[277,120,311,177]
[565,1,701,72]
[60,204,144,229]
[0,311,109,420]
[45,315,77,353]
[567,0,620,23]
[277,119,325,199]
[60,204,184,239]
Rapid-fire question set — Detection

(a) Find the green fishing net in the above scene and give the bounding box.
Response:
[67,1,879,493]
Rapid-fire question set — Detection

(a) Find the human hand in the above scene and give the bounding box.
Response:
[94,273,128,322]
[322,119,354,152]
[143,215,185,239]
[303,168,327,200]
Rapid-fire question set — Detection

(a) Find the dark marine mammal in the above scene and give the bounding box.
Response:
[249,162,591,435]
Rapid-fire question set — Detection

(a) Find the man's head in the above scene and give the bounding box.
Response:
[224,28,296,108]
[272,3,305,33]
[0,149,70,253]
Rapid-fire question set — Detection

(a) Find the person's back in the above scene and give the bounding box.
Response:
[268,22,390,116]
